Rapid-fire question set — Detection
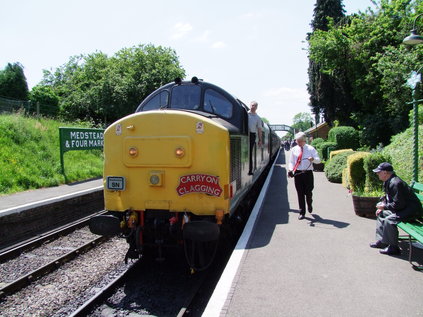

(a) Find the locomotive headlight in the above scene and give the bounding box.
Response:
[175,146,185,158]
[128,147,138,157]
[149,171,164,186]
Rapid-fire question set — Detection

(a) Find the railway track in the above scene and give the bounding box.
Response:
[0,211,108,299]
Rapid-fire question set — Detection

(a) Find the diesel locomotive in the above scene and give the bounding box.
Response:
[89,77,280,270]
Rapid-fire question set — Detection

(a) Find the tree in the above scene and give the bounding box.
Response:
[41,44,186,124]
[292,112,314,132]
[307,0,346,125]
[0,63,29,100]
[29,85,60,116]
[307,0,423,147]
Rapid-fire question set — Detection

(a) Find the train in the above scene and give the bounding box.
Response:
[89,77,281,271]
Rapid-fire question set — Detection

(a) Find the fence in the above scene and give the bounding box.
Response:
[0,96,59,117]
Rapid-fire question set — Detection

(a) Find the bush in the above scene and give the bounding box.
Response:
[311,137,325,148]
[324,150,355,183]
[347,152,371,192]
[381,124,423,184]
[330,149,354,160]
[363,152,391,193]
[328,126,360,150]
[316,141,337,161]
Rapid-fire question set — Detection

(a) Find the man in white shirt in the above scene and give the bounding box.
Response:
[248,101,263,175]
[288,132,321,219]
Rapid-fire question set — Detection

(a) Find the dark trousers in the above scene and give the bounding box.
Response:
[249,133,256,173]
[294,170,314,214]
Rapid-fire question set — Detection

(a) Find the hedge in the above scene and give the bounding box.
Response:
[363,152,391,192]
[328,126,360,150]
[330,149,354,160]
[324,150,355,183]
[311,137,325,148]
[346,152,371,192]
[316,141,337,161]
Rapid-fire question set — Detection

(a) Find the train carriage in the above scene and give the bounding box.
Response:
[90,77,280,270]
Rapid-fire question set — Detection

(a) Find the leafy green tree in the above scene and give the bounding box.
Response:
[41,44,185,124]
[0,63,29,100]
[29,85,60,116]
[308,0,422,147]
[292,112,314,132]
[307,0,346,124]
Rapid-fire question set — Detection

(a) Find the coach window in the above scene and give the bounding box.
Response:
[171,85,201,110]
[204,89,233,118]
[142,90,169,111]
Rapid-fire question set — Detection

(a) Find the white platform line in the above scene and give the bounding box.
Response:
[0,186,103,217]
[202,150,280,316]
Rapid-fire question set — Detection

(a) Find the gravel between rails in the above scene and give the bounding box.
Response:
[0,237,130,317]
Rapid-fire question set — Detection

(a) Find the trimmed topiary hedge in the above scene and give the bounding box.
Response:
[324,150,355,183]
[328,126,360,150]
[347,152,371,192]
[311,137,325,148]
[363,152,391,192]
[316,141,337,161]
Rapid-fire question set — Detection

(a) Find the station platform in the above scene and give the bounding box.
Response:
[203,150,423,317]
[0,178,103,216]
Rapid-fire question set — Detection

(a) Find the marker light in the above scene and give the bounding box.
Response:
[175,147,185,158]
[129,147,138,157]
[149,171,164,186]
[150,175,160,185]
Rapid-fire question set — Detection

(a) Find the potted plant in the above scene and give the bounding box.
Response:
[347,152,387,219]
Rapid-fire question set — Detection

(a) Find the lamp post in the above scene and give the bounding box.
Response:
[403,14,423,183]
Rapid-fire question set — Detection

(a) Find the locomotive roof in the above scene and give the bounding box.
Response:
[135,78,249,134]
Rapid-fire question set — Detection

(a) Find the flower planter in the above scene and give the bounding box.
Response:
[351,195,378,219]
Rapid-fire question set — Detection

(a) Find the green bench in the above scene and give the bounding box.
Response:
[397,181,423,270]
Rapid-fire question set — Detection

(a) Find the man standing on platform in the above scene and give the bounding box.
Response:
[288,132,320,220]
[248,101,262,175]
[370,162,423,255]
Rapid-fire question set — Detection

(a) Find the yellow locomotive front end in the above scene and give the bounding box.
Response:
[104,109,230,214]
[91,109,232,269]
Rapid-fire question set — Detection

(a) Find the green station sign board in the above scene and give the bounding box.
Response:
[59,127,105,176]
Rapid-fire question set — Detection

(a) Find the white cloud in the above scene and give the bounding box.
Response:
[171,22,193,39]
[211,41,226,49]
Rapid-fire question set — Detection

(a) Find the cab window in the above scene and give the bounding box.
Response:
[142,91,169,111]
[171,85,201,110]
[204,89,233,118]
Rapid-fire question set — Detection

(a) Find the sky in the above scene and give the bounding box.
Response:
[0,0,376,128]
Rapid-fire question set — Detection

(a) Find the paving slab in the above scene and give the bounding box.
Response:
[205,150,423,317]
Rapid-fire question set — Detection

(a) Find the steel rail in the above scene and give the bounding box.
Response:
[0,235,108,299]
[0,210,107,262]
[69,261,140,317]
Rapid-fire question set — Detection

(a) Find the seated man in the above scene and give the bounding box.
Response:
[370,162,423,255]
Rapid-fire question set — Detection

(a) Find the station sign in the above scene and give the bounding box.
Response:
[59,127,105,177]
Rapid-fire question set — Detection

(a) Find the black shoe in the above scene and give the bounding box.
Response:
[308,208,313,214]
[248,171,253,175]
[370,240,388,249]
[298,214,305,220]
[379,245,401,255]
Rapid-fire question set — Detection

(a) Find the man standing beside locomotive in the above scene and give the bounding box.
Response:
[370,162,423,255]
[288,132,320,220]
[248,101,263,175]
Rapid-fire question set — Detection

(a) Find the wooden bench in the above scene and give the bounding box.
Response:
[397,181,423,270]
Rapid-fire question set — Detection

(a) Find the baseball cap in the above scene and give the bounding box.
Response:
[372,162,394,173]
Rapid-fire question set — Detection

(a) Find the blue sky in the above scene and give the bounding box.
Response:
[0,0,375,127]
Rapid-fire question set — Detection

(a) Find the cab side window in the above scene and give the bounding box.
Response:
[142,91,169,111]
[204,89,233,118]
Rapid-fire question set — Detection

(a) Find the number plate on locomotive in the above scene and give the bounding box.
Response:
[106,176,126,191]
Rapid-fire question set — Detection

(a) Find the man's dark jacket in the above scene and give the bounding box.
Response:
[382,174,423,220]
